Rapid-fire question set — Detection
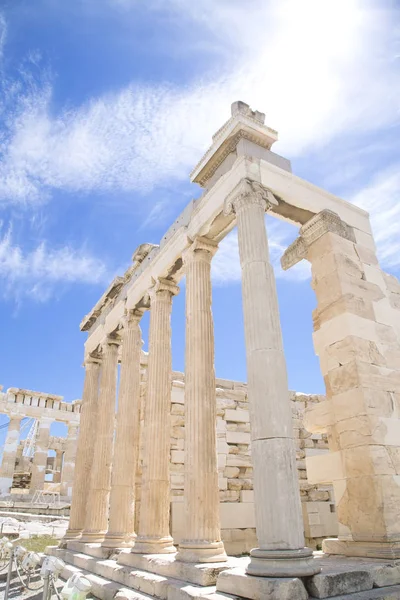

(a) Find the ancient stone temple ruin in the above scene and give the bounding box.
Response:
[48,102,400,599]
[0,387,80,499]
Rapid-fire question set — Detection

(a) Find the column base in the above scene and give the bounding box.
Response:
[176,541,227,563]
[323,538,400,559]
[80,530,107,544]
[63,528,83,541]
[131,535,176,554]
[102,533,136,549]
[247,547,320,577]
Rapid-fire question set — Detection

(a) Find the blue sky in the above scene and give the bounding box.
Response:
[0,0,399,442]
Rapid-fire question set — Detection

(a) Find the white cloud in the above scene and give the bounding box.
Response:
[212,217,311,285]
[0,14,6,62]
[0,0,399,281]
[0,0,398,209]
[350,166,400,272]
[0,223,108,301]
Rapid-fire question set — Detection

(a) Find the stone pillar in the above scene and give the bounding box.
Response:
[103,309,144,548]
[53,450,63,484]
[65,358,101,540]
[0,416,22,496]
[282,209,400,559]
[177,237,227,563]
[81,338,119,543]
[132,279,178,554]
[30,417,52,493]
[225,178,318,577]
[61,425,78,497]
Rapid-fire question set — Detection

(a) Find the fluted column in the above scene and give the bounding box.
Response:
[177,237,227,563]
[81,337,119,543]
[30,417,52,493]
[132,279,178,554]
[225,178,318,577]
[61,424,78,497]
[103,309,144,548]
[64,358,100,539]
[0,416,22,496]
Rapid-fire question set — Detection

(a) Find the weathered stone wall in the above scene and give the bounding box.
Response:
[134,367,338,555]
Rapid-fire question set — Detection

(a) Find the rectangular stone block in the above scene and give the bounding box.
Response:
[313,313,397,354]
[305,569,373,598]
[217,568,308,600]
[171,385,185,404]
[224,409,250,423]
[171,450,184,464]
[306,452,344,485]
[240,490,254,503]
[220,502,255,529]
[226,431,251,444]
[371,563,400,587]
[328,359,400,396]
[226,455,252,467]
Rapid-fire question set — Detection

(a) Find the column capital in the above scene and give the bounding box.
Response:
[84,355,101,368]
[223,178,278,216]
[281,209,356,271]
[149,277,179,301]
[122,307,145,328]
[183,236,218,265]
[103,334,121,350]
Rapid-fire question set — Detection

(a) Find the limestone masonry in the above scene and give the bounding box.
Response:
[0,386,80,498]
[0,378,336,553]
[44,101,400,600]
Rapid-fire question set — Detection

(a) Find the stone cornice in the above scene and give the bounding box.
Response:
[80,277,125,332]
[7,388,63,402]
[190,101,278,187]
[281,209,356,270]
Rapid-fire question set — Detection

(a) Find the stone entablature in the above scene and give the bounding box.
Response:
[2,388,81,420]
[79,102,370,360]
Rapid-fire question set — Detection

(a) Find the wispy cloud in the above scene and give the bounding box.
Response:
[0,14,6,62]
[0,0,398,208]
[0,0,399,291]
[0,223,109,302]
[351,166,400,272]
[212,217,311,285]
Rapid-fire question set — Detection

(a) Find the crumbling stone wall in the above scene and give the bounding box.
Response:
[134,367,338,555]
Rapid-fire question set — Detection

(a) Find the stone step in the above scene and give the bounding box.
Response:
[47,546,237,600]
[309,585,400,599]
[67,540,118,559]
[117,550,240,586]
[59,562,138,600]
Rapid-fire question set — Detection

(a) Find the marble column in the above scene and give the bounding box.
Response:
[65,357,101,540]
[177,237,227,563]
[224,178,318,577]
[81,337,119,543]
[132,279,178,554]
[0,416,22,496]
[103,309,144,548]
[30,417,52,493]
[53,450,63,484]
[61,424,78,497]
